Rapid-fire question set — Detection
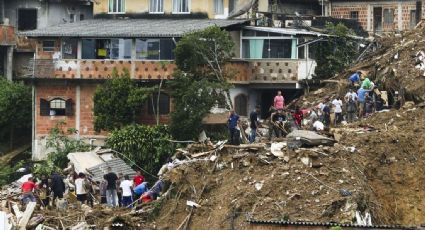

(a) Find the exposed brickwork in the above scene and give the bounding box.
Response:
[0,25,15,45]
[35,82,76,136]
[330,1,425,33]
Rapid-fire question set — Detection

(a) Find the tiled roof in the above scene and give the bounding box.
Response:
[20,19,248,38]
[86,158,136,182]
[248,220,415,229]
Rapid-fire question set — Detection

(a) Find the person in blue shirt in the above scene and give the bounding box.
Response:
[227,110,240,145]
[357,88,368,118]
[133,182,149,198]
[348,71,361,85]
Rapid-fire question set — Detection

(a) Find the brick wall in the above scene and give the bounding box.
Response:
[330,1,424,33]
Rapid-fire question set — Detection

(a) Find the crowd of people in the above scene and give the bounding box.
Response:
[20,168,165,209]
[227,72,391,144]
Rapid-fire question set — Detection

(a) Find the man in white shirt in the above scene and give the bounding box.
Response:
[75,173,88,204]
[313,120,325,131]
[332,97,343,125]
[119,175,133,208]
[344,89,358,102]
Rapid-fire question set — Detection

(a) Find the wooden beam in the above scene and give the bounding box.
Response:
[18,202,36,230]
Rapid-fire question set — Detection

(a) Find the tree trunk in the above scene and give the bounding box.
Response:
[225,90,233,110]
[156,79,164,125]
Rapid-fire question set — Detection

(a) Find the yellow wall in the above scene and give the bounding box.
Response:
[94,0,230,19]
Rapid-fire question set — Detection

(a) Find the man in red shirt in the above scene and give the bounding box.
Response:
[21,177,37,204]
[133,170,144,187]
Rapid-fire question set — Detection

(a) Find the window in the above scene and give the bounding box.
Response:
[148,94,170,115]
[18,8,37,31]
[80,14,85,21]
[136,38,176,60]
[81,39,131,59]
[234,94,247,116]
[229,0,237,14]
[173,0,189,13]
[42,41,56,52]
[214,0,224,15]
[350,11,359,20]
[150,0,164,13]
[62,38,78,59]
[109,0,125,13]
[383,8,394,25]
[242,39,293,59]
[40,98,73,116]
[69,14,75,23]
[298,39,305,59]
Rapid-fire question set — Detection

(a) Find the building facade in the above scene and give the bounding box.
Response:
[329,0,425,33]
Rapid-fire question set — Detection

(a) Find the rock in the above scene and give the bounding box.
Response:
[242,160,250,167]
[283,155,290,163]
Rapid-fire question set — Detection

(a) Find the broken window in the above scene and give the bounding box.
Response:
[214,0,224,15]
[383,9,394,25]
[148,93,170,115]
[40,98,73,116]
[234,94,247,116]
[350,11,359,20]
[42,41,56,52]
[150,0,164,13]
[18,8,37,31]
[173,0,189,13]
[62,38,78,59]
[109,0,125,13]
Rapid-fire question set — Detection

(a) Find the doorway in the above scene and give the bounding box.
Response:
[373,7,383,32]
[259,88,303,119]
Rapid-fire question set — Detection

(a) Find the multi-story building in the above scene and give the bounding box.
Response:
[20,0,331,159]
[328,0,425,33]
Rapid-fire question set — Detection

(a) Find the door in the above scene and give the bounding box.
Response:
[373,7,383,33]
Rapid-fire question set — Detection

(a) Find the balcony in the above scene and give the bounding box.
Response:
[0,25,15,46]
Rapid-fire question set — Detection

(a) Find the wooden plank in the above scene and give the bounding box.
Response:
[18,202,36,230]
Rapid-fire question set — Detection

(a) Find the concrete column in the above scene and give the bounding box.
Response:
[77,39,82,78]
[75,85,80,139]
[367,4,372,32]
[398,2,402,31]
[131,38,136,78]
[6,46,13,81]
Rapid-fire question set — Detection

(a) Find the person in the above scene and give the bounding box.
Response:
[312,120,325,131]
[75,172,88,205]
[119,175,133,208]
[133,182,149,199]
[104,167,119,207]
[361,77,372,90]
[332,97,343,125]
[140,180,164,203]
[38,175,50,207]
[344,89,358,102]
[346,97,357,123]
[133,170,144,187]
[292,106,303,129]
[99,179,107,204]
[273,90,285,110]
[227,110,240,145]
[322,102,331,128]
[348,71,361,85]
[271,109,286,138]
[51,172,66,204]
[249,106,260,143]
[268,106,276,141]
[364,92,374,116]
[116,173,124,207]
[357,88,368,118]
[21,177,37,204]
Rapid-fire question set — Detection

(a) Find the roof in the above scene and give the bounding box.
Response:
[20,19,248,38]
[248,220,415,229]
[243,26,329,37]
[87,158,136,182]
[68,151,105,174]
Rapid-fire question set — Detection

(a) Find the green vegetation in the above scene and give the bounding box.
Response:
[169,26,235,140]
[106,124,174,180]
[0,78,31,150]
[313,23,357,79]
[93,68,154,132]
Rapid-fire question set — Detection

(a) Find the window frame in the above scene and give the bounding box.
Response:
[350,11,359,20]
[214,0,224,15]
[108,0,125,14]
[172,0,190,14]
[42,40,56,52]
[148,93,171,115]
[149,0,164,14]
[383,8,394,25]
[40,98,73,117]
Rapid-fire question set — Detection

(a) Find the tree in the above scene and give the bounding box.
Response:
[93,69,153,132]
[169,26,235,140]
[174,25,236,108]
[106,124,174,181]
[313,23,357,79]
[0,78,31,150]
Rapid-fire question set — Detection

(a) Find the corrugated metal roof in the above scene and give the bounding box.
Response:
[86,158,136,182]
[243,26,328,37]
[19,19,248,38]
[248,219,415,229]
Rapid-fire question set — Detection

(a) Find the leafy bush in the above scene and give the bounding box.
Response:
[106,125,174,179]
